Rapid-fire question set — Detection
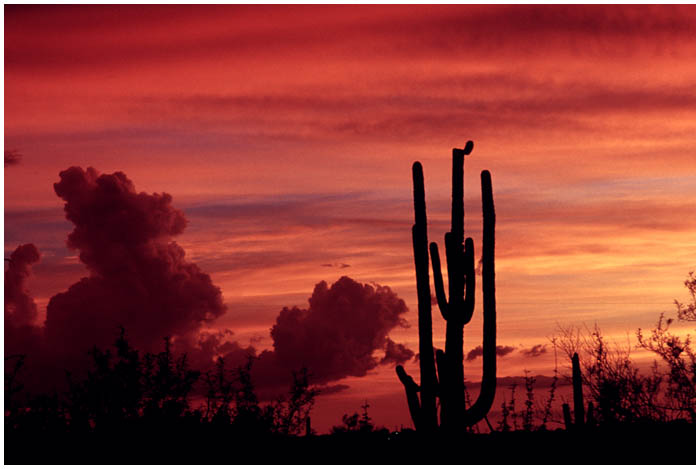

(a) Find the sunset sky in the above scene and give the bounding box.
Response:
[4,5,696,431]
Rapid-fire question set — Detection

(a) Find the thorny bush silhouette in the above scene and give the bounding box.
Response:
[5,327,319,437]
[554,272,696,426]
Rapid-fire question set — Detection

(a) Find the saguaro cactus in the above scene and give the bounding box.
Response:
[396,141,497,432]
[563,352,592,430]
[572,352,585,427]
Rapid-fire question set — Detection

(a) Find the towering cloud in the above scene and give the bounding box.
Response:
[44,167,226,364]
[4,244,46,390]
[4,243,41,326]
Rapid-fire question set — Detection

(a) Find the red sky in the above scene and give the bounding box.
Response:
[4,5,696,432]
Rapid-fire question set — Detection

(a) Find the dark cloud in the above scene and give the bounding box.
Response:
[466,344,516,361]
[380,338,414,366]
[4,244,41,326]
[255,277,410,386]
[43,166,226,366]
[321,262,351,269]
[4,244,47,391]
[5,168,412,399]
[4,150,21,167]
[520,344,548,358]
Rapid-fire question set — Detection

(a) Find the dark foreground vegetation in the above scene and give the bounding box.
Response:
[4,310,696,465]
[5,420,696,464]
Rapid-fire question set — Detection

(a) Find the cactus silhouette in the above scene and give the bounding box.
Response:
[563,353,592,430]
[396,141,497,432]
[572,352,585,427]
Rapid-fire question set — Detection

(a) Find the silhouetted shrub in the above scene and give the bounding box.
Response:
[554,273,696,425]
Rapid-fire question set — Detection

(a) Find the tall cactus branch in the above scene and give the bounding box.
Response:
[394,162,439,432]
[463,170,497,426]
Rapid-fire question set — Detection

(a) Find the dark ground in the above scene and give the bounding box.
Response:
[5,421,695,464]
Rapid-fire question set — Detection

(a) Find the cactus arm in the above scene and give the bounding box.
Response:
[464,170,497,427]
[396,365,422,431]
[429,242,449,320]
[411,162,439,430]
[464,237,476,324]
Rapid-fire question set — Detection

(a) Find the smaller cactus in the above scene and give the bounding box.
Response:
[562,403,573,430]
[572,353,585,427]
[563,352,594,431]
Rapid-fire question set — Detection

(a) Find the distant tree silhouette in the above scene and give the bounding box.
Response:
[539,351,559,430]
[268,367,320,435]
[5,354,26,416]
[330,401,388,435]
[63,329,200,431]
[497,396,511,432]
[554,273,697,427]
[521,371,535,431]
[5,326,324,441]
[637,271,696,423]
[675,271,696,321]
[204,357,235,425]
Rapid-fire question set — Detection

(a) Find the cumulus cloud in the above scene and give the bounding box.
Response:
[466,344,516,361]
[43,167,226,365]
[193,276,412,395]
[520,344,548,358]
[4,243,41,326]
[4,244,47,391]
[253,277,410,387]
